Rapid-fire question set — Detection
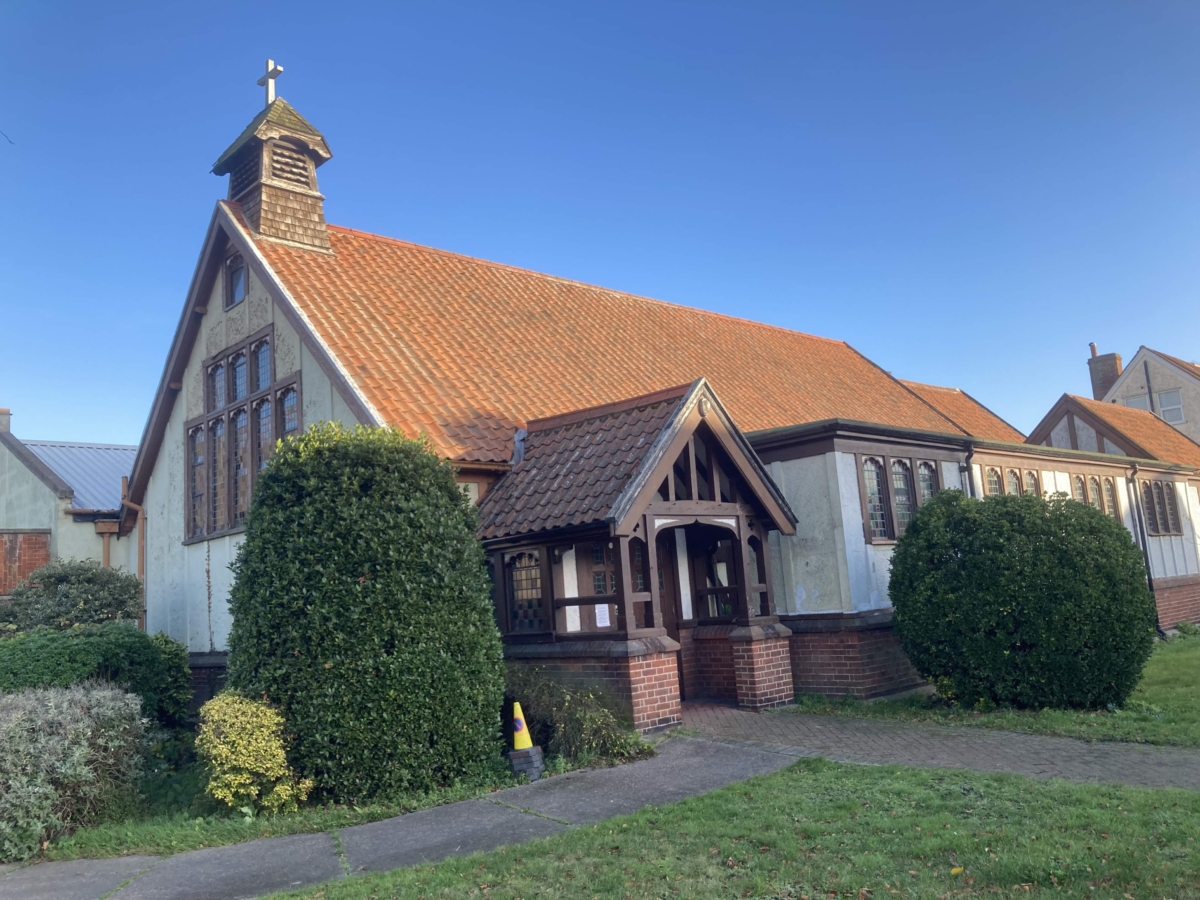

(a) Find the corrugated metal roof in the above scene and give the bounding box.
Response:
[22,441,138,511]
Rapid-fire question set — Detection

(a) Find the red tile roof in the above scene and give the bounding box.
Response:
[899,380,1025,442]
[250,215,968,462]
[1071,395,1200,469]
[1152,348,1200,383]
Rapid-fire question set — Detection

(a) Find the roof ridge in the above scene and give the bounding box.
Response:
[21,440,138,450]
[527,382,696,433]
[323,224,851,347]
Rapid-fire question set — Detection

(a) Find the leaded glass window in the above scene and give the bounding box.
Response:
[1103,478,1119,519]
[1024,471,1039,497]
[1006,469,1022,496]
[255,399,273,470]
[892,460,914,536]
[209,364,226,412]
[281,388,299,437]
[232,409,250,524]
[1164,483,1181,534]
[226,255,247,308]
[986,468,1001,495]
[1143,483,1160,534]
[210,419,227,531]
[917,462,938,505]
[254,340,271,392]
[863,458,890,540]
[189,428,206,538]
[1072,475,1086,504]
[508,552,546,632]
[1088,477,1102,510]
[1154,482,1169,534]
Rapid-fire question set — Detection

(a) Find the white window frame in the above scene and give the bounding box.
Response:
[1157,390,1185,424]
[1124,395,1150,411]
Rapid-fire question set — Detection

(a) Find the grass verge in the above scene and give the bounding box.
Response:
[271,757,1200,900]
[783,635,1200,746]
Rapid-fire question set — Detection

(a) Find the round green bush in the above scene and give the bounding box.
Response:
[6,559,142,631]
[226,424,505,800]
[890,490,1156,710]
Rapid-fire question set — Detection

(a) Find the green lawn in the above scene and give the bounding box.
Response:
[272,757,1200,900]
[783,635,1200,747]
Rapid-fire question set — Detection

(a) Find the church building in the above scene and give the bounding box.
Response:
[122,70,1200,727]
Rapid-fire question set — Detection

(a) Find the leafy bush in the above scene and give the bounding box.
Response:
[0,623,192,726]
[891,491,1157,710]
[505,666,651,762]
[5,559,142,631]
[196,693,313,815]
[0,684,143,861]
[226,424,505,800]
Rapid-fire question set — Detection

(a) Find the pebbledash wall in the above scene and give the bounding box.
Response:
[142,267,361,669]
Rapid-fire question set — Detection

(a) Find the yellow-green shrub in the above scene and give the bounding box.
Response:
[195,693,312,815]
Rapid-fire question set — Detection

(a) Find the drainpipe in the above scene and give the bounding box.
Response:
[1127,463,1156,597]
[120,476,147,631]
[961,443,977,498]
[1144,359,1157,415]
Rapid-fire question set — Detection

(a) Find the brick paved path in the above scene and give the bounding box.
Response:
[683,701,1200,790]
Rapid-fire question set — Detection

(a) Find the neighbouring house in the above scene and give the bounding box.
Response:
[1088,343,1200,442]
[0,408,140,596]
[120,75,1198,730]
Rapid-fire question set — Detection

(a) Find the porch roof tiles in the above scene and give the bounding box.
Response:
[251,218,970,464]
[476,385,689,541]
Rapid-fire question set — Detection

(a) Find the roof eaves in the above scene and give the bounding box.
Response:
[0,431,73,499]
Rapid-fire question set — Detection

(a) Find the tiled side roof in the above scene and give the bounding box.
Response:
[1071,395,1200,469]
[1151,348,1200,383]
[22,441,137,510]
[253,222,966,463]
[899,380,1025,442]
[476,386,688,540]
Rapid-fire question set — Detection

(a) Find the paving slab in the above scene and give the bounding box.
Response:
[111,832,341,900]
[340,797,565,875]
[495,733,798,825]
[0,855,158,900]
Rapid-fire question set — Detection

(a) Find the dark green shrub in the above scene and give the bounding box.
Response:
[0,623,192,726]
[5,559,142,631]
[0,684,144,862]
[891,490,1157,710]
[226,424,505,800]
[505,666,651,762]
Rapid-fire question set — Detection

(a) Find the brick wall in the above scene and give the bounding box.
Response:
[693,625,738,701]
[507,649,682,734]
[732,636,794,709]
[0,531,50,595]
[786,614,924,700]
[677,626,699,700]
[1153,576,1200,628]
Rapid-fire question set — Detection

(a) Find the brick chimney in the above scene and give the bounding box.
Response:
[1087,343,1123,400]
[0,409,10,432]
[212,62,333,251]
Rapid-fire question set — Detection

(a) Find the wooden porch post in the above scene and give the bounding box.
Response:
[645,516,663,629]
[735,514,757,623]
[615,535,637,633]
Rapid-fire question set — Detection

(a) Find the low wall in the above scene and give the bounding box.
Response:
[783,610,923,700]
[0,530,50,595]
[1153,575,1200,628]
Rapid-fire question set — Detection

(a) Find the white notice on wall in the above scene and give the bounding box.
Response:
[595,603,611,628]
[562,547,581,632]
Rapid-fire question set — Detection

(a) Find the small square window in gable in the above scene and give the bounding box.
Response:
[225,255,247,309]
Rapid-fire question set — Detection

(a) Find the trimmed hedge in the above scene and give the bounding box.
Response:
[0,684,143,862]
[5,559,142,631]
[226,424,505,801]
[891,490,1157,710]
[0,623,192,726]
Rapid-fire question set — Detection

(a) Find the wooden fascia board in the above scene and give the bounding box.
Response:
[120,205,227,532]
[0,432,74,500]
[217,204,385,429]
[609,382,796,536]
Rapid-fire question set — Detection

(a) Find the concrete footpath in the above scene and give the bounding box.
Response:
[0,736,798,900]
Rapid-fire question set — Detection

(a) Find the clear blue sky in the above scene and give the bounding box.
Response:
[3,1,1199,444]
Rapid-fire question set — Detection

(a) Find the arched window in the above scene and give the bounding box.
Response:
[255,399,273,470]
[254,340,271,392]
[189,428,206,538]
[231,409,250,523]
[1006,469,1022,496]
[210,419,227,531]
[280,387,299,437]
[1164,484,1182,534]
[1153,482,1170,534]
[917,462,938,505]
[986,468,1002,495]
[1143,483,1160,534]
[1103,478,1119,519]
[230,352,247,402]
[892,460,914,535]
[1072,475,1086,504]
[1024,471,1039,497]
[508,552,545,632]
[209,363,226,412]
[1088,477,1102,510]
[862,458,890,540]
